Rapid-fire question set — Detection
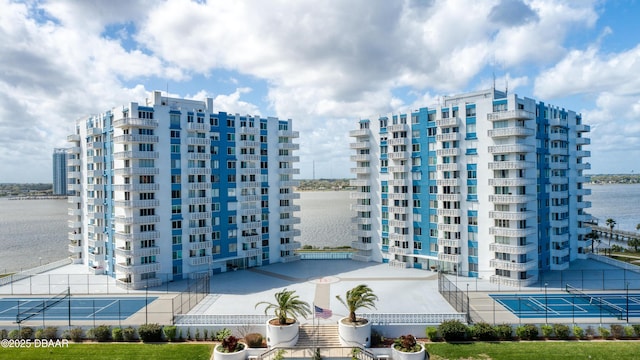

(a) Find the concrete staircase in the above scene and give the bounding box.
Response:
[296,324,341,348]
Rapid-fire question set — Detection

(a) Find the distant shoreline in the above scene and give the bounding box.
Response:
[7,196,67,200]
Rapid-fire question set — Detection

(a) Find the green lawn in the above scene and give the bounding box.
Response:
[0,343,213,360]
[3,341,640,360]
[426,341,640,360]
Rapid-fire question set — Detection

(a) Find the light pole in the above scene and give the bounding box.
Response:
[626,282,629,323]
[466,283,470,319]
[544,283,548,324]
[145,284,148,324]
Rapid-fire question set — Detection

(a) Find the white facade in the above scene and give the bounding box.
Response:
[350,89,592,287]
[68,91,300,289]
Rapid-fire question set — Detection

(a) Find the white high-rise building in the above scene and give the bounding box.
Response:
[349,89,591,287]
[67,91,300,289]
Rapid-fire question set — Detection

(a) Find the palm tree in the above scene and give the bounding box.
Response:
[629,238,640,252]
[606,218,616,248]
[586,229,600,253]
[336,284,378,323]
[255,288,311,325]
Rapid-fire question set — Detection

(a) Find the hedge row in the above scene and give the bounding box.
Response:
[426,320,640,342]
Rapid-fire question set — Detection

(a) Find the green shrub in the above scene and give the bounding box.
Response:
[540,324,554,338]
[218,336,244,353]
[9,330,19,339]
[516,324,538,340]
[245,333,264,348]
[598,326,610,338]
[186,328,191,340]
[438,319,468,342]
[394,334,421,352]
[112,327,123,342]
[470,322,496,341]
[138,323,163,342]
[195,328,200,341]
[624,326,635,337]
[425,326,439,342]
[0,329,8,339]
[553,324,570,340]
[633,324,640,337]
[610,324,624,339]
[203,329,208,341]
[43,327,58,340]
[215,328,231,341]
[163,325,177,342]
[494,324,512,340]
[20,327,34,340]
[123,326,137,341]
[93,325,111,342]
[371,329,385,346]
[34,329,44,340]
[573,325,584,339]
[69,327,83,342]
[585,326,596,338]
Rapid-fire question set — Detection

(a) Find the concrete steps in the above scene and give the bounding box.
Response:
[296,324,341,348]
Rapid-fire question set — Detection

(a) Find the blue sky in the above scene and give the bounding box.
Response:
[1,0,640,182]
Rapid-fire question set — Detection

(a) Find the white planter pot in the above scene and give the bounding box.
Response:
[213,343,247,360]
[338,317,372,347]
[265,319,299,347]
[392,343,427,360]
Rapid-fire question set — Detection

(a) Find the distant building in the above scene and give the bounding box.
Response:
[52,148,68,195]
[349,88,592,287]
[67,91,301,289]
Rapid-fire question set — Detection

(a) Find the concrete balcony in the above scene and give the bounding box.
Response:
[576,162,591,170]
[437,209,460,217]
[189,226,213,235]
[277,142,299,150]
[387,192,410,200]
[114,231,160,241]
[488,194,535,204]
[113,151,159,159]
[280,217,301,226]
[237,181,261,189]
[351,241,374,251]
[113,118,158,128]
[350,167,371,174]
[350,204,371,212]
[490,274,538,288]
[576,150,591,158]
[438,253,460,263]
[489,161,535,170]
[350,141,371,149]
[489,210,535,221]
[489,227,535,237]
[388,137,409,146]
[488,178,535,186]
[487,144,535,154]
[437,238,460,248]
[387,151,409,160]
[388,206,408,214]
[387,179,409,186]
[115,262,161,274]
[489,243,536,255]
[438,223,461,232]
[68,232,82,241]
[239,126,260,135]
[114,215,160,225]
[349,128,371,137]
[113,184,160,192]
[281,254,302,263]
[436,193,461,202]
[350,154,370,162]
[388,219,407,228]
[68,208,82,216]
[436,179,459,186]
[68,220,82,229]
[387,123,409,132]
[115,246,161,257]
[577,201,592,208]
[351,217,373,225]
[436,148,461,156]
[280,205,301,212]
[281,180,300,187]
[281,229,301,238]
[187,241,212,251]
[576,124,590,132]
[188,197,210,205]
[488,127,534,138]
[278,130,299,138]
[350,180,371,187]
[114,199,160,208]
[352,229,373,237]
[67,134,81,142]
[280,242,301,251]
[436,117,460,127]
[550,176,569,185]
[389,259,411,269]
[436,163,460,171]
[68,243,83,253]
[436,133,460,142]
[490,259,536,271]
[186,123,208,132]
[487,110,534,121]
[388,246,412,255]
[245,248,263,257]
[186,137,210,145]
[113,134,159,144]
[387,164,409,173]
[189,256,212,266]
[389,233,409,242]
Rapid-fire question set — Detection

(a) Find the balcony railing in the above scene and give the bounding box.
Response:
[488,127,534,138]
[490,259,536,271]
[113,118,158,128]
[487,110,533,121]
[489,243,536,255]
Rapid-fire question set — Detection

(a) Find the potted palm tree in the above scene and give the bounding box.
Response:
[213,335,247,360]
[392,334,426,360]
[255,288,311,347]
[336,284,378,347]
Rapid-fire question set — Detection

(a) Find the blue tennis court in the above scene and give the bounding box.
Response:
[491,291,640,319]
[0,296,157,322]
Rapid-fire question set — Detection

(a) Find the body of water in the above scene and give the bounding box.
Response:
[0,185,637,273]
